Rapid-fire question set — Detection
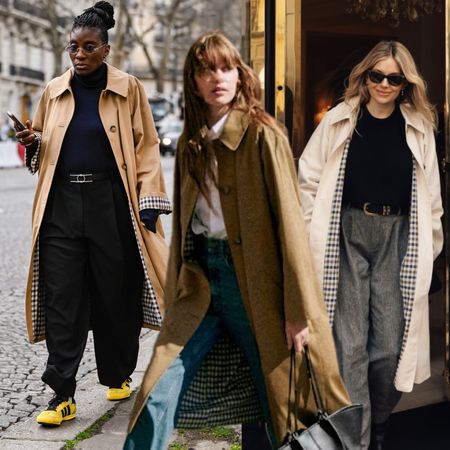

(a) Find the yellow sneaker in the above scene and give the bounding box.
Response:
[107,377,131,401]
[36,395,76,426]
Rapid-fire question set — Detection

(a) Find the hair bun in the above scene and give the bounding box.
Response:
[93,1,115,29]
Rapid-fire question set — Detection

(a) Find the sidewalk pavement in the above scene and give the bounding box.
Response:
[0,331,238,450]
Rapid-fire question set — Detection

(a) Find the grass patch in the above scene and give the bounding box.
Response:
[63,410,114,449]
[169,443,189,450]
[207,426,235,439]
[174,426,241,447]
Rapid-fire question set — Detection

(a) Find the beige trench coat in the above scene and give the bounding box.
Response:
[25,64,170,343]
[298,98,443,392]
[128,110,350,443]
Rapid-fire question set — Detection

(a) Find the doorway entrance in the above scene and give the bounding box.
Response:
[244,0,448,412]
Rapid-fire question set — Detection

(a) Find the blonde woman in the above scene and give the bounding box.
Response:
[124,31,350,450]
[299,40,443,450]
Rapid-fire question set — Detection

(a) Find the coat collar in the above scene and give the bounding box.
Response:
[215,109,249,151]
[48,63,129,99]
[399,103,426,134]
[329,96,425,134]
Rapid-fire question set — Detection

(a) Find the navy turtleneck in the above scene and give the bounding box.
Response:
[58,63,116,173]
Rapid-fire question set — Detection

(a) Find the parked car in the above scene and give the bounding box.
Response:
[149,96,172,132]
[159,121,183,156]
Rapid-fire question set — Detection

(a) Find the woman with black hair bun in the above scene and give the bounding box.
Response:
[14,1,170,426]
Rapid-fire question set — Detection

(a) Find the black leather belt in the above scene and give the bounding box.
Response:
[56,172,114,183]
[347,202,408,216]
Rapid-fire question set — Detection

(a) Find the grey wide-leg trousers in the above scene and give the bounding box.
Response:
[333,207,408,450]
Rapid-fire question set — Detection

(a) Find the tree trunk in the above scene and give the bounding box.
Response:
[112,0,125,68]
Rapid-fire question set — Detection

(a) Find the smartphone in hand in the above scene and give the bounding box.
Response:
[6,111,26,131]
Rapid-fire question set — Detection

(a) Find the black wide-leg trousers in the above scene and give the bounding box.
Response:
[39,174,144,397]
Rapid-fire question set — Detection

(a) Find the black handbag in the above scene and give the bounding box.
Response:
[279,348,363,450]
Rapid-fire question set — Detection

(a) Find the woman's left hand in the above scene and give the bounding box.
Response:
[285,320,309,353]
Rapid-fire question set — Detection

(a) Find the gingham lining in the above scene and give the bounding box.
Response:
[177,335,263,428]
[29,203,163,342]
[128,204,163,328]
[184,226,196,262]
[323,138,418,362]
[26,134,42,175]
[322,138,351,323]
[175,225,263,427]
[30,238,45,341]
[139,196,172,214]
[398,166,418,359]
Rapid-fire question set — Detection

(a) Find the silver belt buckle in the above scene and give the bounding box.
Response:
[70,173,93,183]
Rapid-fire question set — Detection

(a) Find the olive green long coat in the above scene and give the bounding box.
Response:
[128,110,350,443]
[25,64,170,343]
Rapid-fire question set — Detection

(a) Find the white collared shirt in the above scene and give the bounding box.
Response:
[191,112,230,239]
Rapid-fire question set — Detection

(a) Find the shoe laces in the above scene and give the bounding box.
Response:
[47,395,74,410]
[110,377,132,389]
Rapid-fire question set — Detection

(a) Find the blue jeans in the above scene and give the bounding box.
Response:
[124,238,274,450]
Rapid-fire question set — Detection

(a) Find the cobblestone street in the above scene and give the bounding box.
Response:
[0,157,174,437]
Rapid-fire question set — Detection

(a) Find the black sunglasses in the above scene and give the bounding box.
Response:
[367,70,405,87]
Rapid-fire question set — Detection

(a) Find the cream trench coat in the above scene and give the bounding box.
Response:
[25,64,170,344]
[128,110,350,443]
[298,98,443,392]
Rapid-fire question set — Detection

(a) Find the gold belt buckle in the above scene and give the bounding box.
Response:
[363,202,377,217]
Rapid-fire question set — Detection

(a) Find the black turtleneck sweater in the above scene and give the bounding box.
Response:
[342,105,412,209]
[57,63,116,173]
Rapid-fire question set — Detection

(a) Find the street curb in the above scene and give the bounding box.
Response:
[0,331,158,450]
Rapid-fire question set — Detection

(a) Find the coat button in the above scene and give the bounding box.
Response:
[234,237,242,245]
[110,125,117,132]
[221,186,231,195]
[122,163,127,170]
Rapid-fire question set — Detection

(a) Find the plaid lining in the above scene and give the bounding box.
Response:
[175,225,263,427]
[26,133,42,175]
[398,165,418,359]
[323,139,418,366]
[31,238,45,341]
[184,226,196,262]
[139,196,172,214]
[29,203,163,342]
[322,138,350,323]
[177,335,263,428]
[128,204,162,327]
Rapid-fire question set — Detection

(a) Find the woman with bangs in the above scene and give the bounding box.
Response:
[299,41,443,449]
[124,31,351,450]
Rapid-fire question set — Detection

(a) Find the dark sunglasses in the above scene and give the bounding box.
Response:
[367,70,405,87]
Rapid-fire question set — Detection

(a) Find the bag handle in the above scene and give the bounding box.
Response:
[304,346,326,413]
[286,350,301,433]
[285,347,326,434]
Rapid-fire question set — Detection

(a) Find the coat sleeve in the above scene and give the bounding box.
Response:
[297,114,331,234]
[261,128,325,323]
[26,88,49,174]
[423,123,444,260]
[131,78,171,214]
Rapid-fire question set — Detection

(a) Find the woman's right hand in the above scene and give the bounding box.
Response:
[285,320,309,353]
[16,120,38,147]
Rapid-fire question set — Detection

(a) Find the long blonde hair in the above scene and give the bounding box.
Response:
[344,40,437,130]
[182,31,281,201]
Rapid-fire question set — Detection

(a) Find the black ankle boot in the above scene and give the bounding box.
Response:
[369,421,389,450]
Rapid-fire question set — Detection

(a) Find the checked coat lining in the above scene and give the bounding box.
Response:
[323,137,418,364]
